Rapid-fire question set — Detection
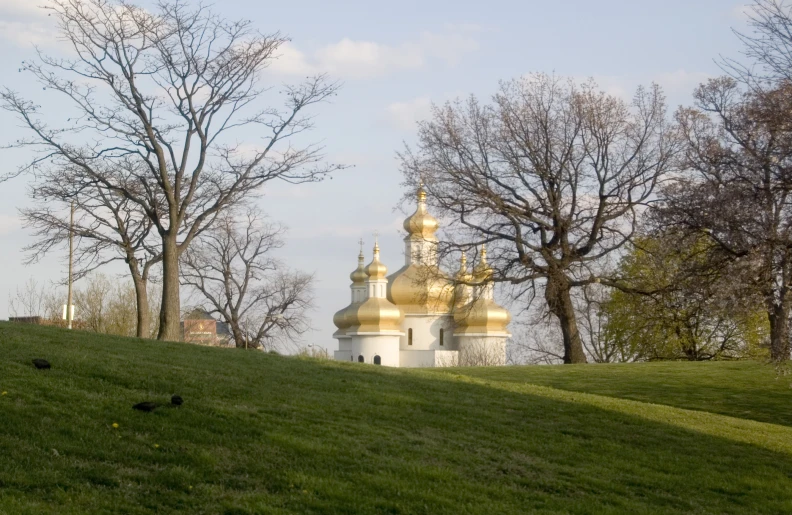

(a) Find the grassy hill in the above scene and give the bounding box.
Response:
[1,322,791,514]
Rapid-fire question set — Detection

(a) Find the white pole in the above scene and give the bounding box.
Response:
[66,200,74,330]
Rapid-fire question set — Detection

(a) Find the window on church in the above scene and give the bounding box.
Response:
[440,328,444,346]
[358,355,364,363]
[374,355,381,365]
[408,328,413,346]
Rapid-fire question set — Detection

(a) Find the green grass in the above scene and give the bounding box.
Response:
[1,322,791,514]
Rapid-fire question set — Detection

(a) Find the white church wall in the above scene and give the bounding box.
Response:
[349,334,401,366]
[400,314,455,351]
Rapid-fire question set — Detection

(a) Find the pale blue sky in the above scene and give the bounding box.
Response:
[0,0,750,349]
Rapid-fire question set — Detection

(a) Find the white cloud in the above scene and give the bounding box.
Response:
[0,0,46,17]
[0,20,54,47]
[654,69,711,94]
[385,96,433,131]
[268,43,314,76]
[270,26,481,80]
[0,0,57,47]
[0,214,20,235]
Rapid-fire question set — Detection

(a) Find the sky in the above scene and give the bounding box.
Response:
[0,0,754,351]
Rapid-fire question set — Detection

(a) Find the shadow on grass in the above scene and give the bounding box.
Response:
[1,323,791,514]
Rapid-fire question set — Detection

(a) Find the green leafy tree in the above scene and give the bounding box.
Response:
[601,235,769,361]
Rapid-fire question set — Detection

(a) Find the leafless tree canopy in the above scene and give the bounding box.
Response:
[181,209,313,351]
[1,0,342,341]
[400,73,680,363]
[724,0,792,87]
[8,278,61,319]
[21,161,161,337]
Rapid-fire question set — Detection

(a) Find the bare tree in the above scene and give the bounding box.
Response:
[22,161,161,337]
[658,78,792,361]
[400,73,680,363]
[1,0,342,341]
[181,209,313,351]
[575,284,640,363]
[723,0,792,87]
[8,278,60,319]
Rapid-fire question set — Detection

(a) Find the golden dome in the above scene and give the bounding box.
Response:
[348,297,404,332]
[403,185,439,239]
[453,297,511,334]
[453,253,473,308]
[350,249,367,284]
[365,241,388,279]
[333,305,352,336]
[387,264,454,314]
[473,245,493,281]
[333,248,368,337]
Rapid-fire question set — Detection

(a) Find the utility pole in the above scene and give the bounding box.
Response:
[66,200,74,330]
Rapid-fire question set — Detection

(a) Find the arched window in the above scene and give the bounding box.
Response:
[439,328,444,346]
[350,355,353,362]
[408,328,413,346]
[358,355,364,363]
[374,355,381,365]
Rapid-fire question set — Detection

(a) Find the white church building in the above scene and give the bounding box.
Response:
[333,185,512,367]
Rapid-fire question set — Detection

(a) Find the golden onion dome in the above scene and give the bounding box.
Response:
[333,305,352,337]
[348,297,404,332]
[350,249,367,284]
[453,297,511,335]
[473,245,494,281]
[456,253,472,281]
[333,248,368,337]
[364,241,388,279]
[387,264,454,314]
[453,253,473,307]
[403,184,439,239]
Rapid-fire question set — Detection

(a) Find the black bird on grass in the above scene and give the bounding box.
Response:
[132,401,157,412]
[32,359,50,370]
[171,395,183,406]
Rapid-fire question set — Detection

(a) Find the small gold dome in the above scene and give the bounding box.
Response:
[350,249,367,284]
[403,185,439,239]
[387,264,454,314]
[454,297,511,334]
[473,245,493,281]
[365,241,388,279]
[453,253,473,308]
[349,297,404,332]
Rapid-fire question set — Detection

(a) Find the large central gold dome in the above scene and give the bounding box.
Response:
[387,265,454,314]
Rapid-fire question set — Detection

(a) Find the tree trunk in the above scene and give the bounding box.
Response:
[132,275,149,339]
[157,235,181,341]
[230,322,246,349]
[546,274,588,364]
[768,299,791,362]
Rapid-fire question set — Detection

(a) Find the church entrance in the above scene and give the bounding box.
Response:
[373,355,381,365]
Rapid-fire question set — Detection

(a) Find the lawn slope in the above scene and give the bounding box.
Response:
[1,322,791,514]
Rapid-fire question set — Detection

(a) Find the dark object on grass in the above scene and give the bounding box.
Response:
[132,401,157,412]
[32,359,51,369]
[171,395,183,406]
